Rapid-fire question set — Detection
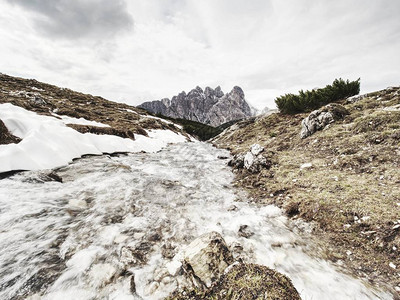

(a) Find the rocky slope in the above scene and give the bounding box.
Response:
[138,86,253,127]
[212,86,400,297]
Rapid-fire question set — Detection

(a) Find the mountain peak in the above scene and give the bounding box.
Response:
[138,85,252,126]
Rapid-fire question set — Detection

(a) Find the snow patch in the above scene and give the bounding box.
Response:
[0,103,188,173]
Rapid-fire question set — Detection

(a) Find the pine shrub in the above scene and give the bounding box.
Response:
[275,78,360,114]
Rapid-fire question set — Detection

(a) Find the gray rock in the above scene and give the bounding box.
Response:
[138,86,252,127]
[228,144,272,173]
[183,231,233,287]
[300,104,349,139]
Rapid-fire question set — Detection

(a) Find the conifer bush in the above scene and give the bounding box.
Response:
[275,78,360,114]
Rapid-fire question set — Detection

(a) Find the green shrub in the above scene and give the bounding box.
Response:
[275,78,360,114]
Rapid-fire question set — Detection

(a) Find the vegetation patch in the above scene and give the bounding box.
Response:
[275,78,360,114]
[213,86,400,296]
[168,263,301,300]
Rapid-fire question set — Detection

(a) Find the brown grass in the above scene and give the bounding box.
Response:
[213,87,400,295]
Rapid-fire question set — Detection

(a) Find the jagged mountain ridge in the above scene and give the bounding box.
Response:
[138,85,253,127]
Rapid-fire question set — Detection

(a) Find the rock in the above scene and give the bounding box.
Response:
[183,232,233,287]
[138,86,252,127]
[238,225,254,238]
[300,103,349,138]
[243,151,255,169]
[0,119,21,145]
[228,153,245,169]
[228,144,272,173]
[250,143,264,156]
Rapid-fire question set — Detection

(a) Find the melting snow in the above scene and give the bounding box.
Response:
[0,103,188,173]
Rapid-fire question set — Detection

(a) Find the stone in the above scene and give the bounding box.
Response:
[300,104,349,138]
[183,232,233,287]
[250,143,264,156]
[228,145,272,173]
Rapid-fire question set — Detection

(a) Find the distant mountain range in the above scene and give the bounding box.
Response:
[138,86,257,127]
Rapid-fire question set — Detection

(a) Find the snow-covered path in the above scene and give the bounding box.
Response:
[0,142,392,299]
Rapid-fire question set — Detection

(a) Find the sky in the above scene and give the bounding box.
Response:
[0,0,399,109]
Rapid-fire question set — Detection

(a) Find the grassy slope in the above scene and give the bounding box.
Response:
[213,87,400,294]
[0,73,186,140]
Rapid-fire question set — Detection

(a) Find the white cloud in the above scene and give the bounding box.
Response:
[0,0,399,110]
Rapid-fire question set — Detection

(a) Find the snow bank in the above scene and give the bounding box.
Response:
[0,103,188,172]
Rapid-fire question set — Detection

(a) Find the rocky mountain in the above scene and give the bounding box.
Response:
[138,86,253,127]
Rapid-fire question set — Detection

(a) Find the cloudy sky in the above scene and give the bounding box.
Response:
[0,0,399,109]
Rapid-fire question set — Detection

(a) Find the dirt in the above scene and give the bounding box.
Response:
[212,87,400,297]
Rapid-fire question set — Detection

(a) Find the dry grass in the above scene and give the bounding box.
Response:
[0,73,186,140]
[167,263,301,300]
[213,87,400,295]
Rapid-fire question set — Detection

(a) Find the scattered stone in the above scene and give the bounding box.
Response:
[183,231,233,287]
[238,225,254,238]
[300,103,349,138]
[229,144,273,173]
[389,262,396,269]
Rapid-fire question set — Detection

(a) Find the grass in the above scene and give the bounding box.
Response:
[213,86,400,294]
[167,263,301,300]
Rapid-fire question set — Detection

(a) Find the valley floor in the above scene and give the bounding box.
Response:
[0,142,392,299]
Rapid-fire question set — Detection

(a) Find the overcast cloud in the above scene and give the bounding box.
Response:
[0,0,399,109]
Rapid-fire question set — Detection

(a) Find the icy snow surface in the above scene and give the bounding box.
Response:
[0,103,187,172]
[0,142,392,300]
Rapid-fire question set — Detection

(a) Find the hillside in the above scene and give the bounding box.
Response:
[0,73,191,173]
[212,86,400,294]
[0,73,187,138]
[138,86,253,127]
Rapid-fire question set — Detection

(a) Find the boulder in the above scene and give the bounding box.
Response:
[183,232,233,287]
[301,103,349,138]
